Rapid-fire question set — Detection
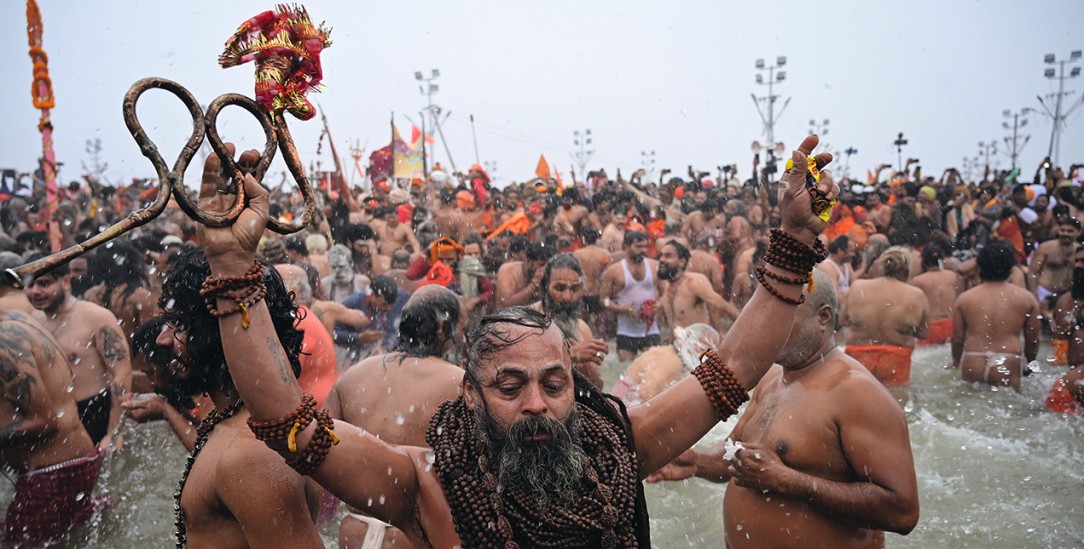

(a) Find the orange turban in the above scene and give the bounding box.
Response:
[456,190,476,209]
[429,236,464,266]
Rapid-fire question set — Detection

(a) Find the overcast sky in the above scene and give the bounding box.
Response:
[2,0,1082,189]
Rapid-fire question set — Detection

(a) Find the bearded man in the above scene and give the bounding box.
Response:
[657,240,739,339]
[533,253,609,388]
[189,134,838,547]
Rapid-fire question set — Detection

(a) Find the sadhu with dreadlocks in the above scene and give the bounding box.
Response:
[195,135,838,547]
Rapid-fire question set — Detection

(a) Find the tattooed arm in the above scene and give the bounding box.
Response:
[0,323,59,448]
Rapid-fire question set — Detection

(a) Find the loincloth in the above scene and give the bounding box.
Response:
[2,447,107,546]
[961,351,1026,388]
[918,317,952,346]
[845,344,913,386]
[343,512,391,549]
[76,388,112,446]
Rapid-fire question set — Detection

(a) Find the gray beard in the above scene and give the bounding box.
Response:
[542,293,582,340]
[472,400,587,511]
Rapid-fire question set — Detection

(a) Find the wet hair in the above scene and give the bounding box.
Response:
[305,234,329,254]
[525,242,555,263]
[580,226,600,245]
[509,235,530,255]
[664,240,691,263]
[541,253,585,290]
[465,306,564,388]
[624,230,648,246]
[327,244,353,267]
[1059,217,1082,231]
[921,244,946,269]
[369,275,398,303]
[159,248,303,396]
[878,246,911,282]
[283,235,308,255]
[977,240,1016,282]
[338,223,374,245]
[97,240,151,306]
[131,316,197,412]
[828,235,851,255]
[395,286,461,358]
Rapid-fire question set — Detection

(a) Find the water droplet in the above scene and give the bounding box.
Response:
[394,412,405,425]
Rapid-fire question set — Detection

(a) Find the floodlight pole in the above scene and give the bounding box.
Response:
[1002,108,1031,170]
[752,56,790,172]
[1037,51,1082,168]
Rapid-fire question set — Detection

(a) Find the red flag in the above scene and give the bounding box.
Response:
[411,125,436,145]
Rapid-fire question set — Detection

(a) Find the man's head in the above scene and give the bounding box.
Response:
[283,235,308,261]
[828,235,854,263]
[463,240,483,259]
[657,241,690,281]
[157,249,302,397]
[878,246,912,282]
[327,244,354,284]
[977,240,1016,282]
[921,244,946,271]
[623,231,648,264]
[396,285,461,357]
[540,254,585,339]
[430,237,465,271]
[525,242,556,279]
[777,268,837,369]
[1057,218,1082,245]
[1010,184,1030,209]
[340,223,375,268]
[368,275,399,313]
[23,253,70,313]
[462,307,584,509]
[275,264,313,306]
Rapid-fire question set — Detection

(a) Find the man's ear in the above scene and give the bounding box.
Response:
[462,376,477,408]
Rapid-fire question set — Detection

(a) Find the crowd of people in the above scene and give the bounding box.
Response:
[0,136,1081,547]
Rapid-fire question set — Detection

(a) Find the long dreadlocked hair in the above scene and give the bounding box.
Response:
[159,248,304,395]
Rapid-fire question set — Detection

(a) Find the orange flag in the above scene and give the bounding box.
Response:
[536,155,551,179]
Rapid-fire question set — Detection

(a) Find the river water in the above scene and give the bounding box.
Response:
[3,341,1081,547]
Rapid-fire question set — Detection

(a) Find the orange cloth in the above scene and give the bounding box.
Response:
[418,260,455,288]
[456,190,476,210]
[485,211,532,240]
[918,317,953,346]
[845,344,913,386]
[1046,377,1084,415]
[1053,338,1068,365]
[295,305,340,408]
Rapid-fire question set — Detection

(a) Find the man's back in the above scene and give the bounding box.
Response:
[326,352,463,446]
[844,278,928,347]
[573,245,610,297]
[955,282,1037,354]
[910,269,962,320]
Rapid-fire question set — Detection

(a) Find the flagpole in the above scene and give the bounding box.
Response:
[421,110,429,176]
[26,0,60,252]
[470,114,480,164]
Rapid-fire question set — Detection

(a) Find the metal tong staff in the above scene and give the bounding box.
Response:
[3,76,316,288]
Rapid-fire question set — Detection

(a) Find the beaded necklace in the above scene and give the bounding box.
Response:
[174,399,244,549]
[427,396,642,548]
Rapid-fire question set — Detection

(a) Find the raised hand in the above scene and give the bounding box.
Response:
[777,134,839,245]
[197,144,268,271]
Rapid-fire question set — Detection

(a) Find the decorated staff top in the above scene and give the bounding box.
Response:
[219,4,332,121]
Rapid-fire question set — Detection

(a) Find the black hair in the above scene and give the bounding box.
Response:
[921,244,945,269]
[369,275,398,303]
[131,316,197,412]
[25,251,69,277]
[526,242,556,263]
[338,223,374,245]
[541,253,585,288]
[159,248,303,396]
[509,235,530,255]
[580,225,600,245]
[465,306,560,388]
[664,240,691,262]
[624,230,648,246]
[283,235,308,255]
[97,240,150,307]
[395,287,460,358]
[977,240,1016,282]
[828,235,851,255]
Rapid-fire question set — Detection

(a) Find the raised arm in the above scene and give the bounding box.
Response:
[628,135,838,476]
[195,147,422,528]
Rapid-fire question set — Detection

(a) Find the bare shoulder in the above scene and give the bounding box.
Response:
[496,261,521,277]
[826,354,902,415]
[75,300,120,325]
